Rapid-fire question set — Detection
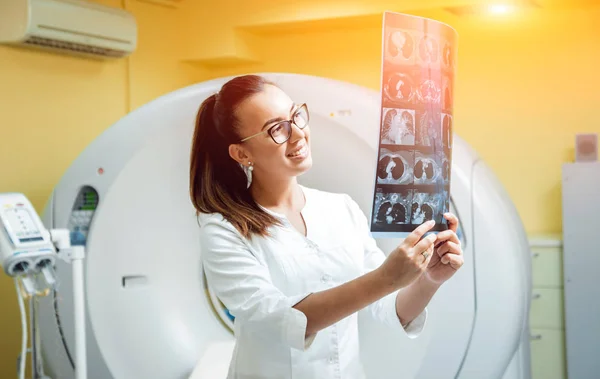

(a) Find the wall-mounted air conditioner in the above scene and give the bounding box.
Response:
[0,0,137,59]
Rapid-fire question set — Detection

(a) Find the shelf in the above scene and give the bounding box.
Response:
[238,13,384,36]
[182,54,263,69]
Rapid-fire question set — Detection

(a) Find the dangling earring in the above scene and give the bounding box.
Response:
[245,161,253,188]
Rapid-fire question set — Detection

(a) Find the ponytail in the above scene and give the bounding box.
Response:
[189,75,282,238]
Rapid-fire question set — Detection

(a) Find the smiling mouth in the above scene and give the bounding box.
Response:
[287,144,308,158]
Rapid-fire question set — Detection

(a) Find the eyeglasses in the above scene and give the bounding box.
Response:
[239,104,310,145]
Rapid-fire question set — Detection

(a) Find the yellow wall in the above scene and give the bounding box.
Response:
[0,0,203,376]
[1,0,599,377]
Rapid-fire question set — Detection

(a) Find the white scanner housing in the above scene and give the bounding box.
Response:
[37,73,532,379]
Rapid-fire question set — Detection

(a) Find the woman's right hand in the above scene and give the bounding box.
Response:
[379,219,437,289]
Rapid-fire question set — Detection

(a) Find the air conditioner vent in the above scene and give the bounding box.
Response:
[23,35,127,58]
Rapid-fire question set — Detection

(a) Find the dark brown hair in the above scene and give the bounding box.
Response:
[189,74,283,239]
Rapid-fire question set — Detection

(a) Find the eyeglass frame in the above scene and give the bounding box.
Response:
[238,103,309,145]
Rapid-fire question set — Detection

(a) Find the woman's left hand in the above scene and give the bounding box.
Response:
[425,213,464,284]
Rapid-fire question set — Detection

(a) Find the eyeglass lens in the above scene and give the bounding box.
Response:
[269,105,309,144]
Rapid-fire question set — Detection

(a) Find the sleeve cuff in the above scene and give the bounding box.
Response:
[283,293,316,351]
[402,307,427,339]
[379,291,428,339]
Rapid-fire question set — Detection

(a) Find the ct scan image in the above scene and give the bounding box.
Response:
[415,110,441,147]
[416,77,442,105]
[442,75,453,112]
[377,148,414,185]
[413,150,442,185]
[442,155,450,185]
[442,113,453,149]
[442,40,454,70]
[410,191,447,224]
[383,70,417,106]
[384,29,416,65]
[381,108,415,145]
[373,190,413,226]
[417,34,440,67]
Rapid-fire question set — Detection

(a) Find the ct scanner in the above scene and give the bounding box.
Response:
[35,73,533,379]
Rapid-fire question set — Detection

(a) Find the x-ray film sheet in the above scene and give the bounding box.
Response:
[370,11,458,237]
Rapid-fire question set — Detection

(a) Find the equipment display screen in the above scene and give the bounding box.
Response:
[3,207,43,243]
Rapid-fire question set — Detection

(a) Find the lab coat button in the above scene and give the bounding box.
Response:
[321,275,331,283]
[328,356,335,364]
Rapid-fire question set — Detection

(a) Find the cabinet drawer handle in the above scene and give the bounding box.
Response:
[532,293,541,299]
[530,334,542,340]
[532,252,539,258]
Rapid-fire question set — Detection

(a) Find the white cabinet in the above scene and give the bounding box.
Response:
[529,236,567,379]
[561,162,600,379]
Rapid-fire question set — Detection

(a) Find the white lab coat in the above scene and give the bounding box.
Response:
[198,185,427,379]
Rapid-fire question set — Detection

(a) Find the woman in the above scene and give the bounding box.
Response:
[189,74,464,379]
